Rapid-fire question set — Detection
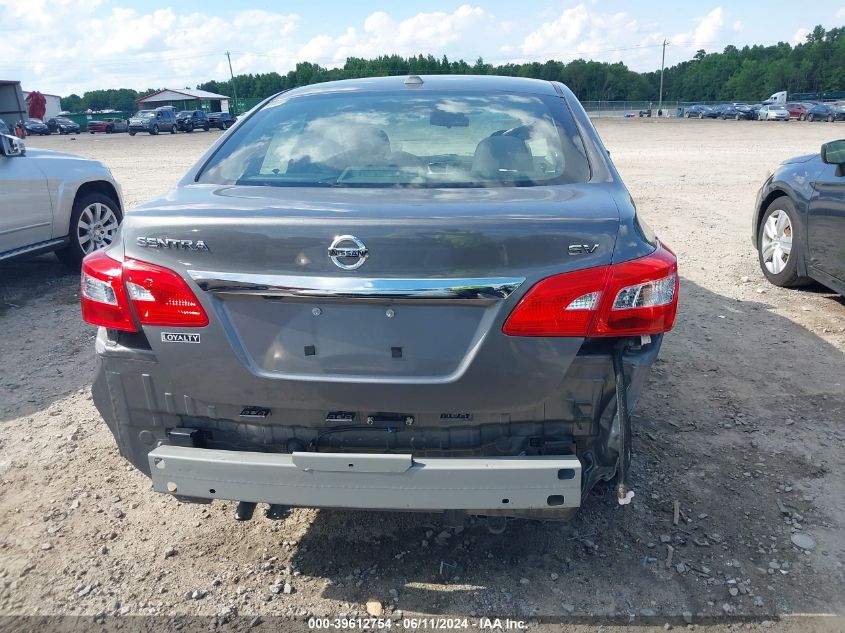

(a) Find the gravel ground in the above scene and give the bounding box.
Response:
[1,119,844,633]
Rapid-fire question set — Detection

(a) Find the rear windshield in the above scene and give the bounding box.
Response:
[197,90,591,187]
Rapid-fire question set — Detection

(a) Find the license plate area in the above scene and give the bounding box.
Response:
[221,297,487,377]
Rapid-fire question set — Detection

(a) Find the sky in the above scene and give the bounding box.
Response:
[1,0,843,96]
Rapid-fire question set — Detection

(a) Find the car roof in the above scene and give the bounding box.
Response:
[284,74,560,98]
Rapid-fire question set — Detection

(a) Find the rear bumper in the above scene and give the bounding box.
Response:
[149,445,582,511]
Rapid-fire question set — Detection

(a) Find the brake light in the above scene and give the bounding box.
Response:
[123,259,208,327]
[80,250,137,331]
[80,253,208,330]
[503,244,678,337]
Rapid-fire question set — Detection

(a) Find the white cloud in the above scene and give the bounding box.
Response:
[0,2,301,94]
[838,7,845,18]
[791,27,810,45]
[0,1,822,97]
[0,3,503,95]
[670,8,726,50]
[298,5,496,65]
[519,4,651,60]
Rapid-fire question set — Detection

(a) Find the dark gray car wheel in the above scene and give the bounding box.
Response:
[56,192,122,268]
[170,125,176,134]
[150,125,159,135]
[757,197,812,288]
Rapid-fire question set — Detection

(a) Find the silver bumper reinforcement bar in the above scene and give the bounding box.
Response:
[148,446,582,511]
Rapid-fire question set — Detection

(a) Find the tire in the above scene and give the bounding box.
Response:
[218,122,225,130]
[699,113,704,119]
[150,125,159,135]
[807,114,814,122]
[735,113,741,120]
[106,125,113,134]
[170,125,176,134]
[186,123,193,133]
[798,114,805,121]
[90,131,94,134]
[55,192,122,269]
[204,124,209,131]
[827,115,834,122]
[129,131,136,136]
[757,197,812,288]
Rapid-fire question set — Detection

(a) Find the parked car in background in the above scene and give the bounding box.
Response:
[747,104,763,119]
[207,111,237,129]
[87,118,129,134]
[0,133,123,266]
[128,107,177,135]
[719,104,754,120]
[47,117,81,134]
[81,75,679,524]
[753,139,845,296]
[805,103,843,122]
[24,118,50,136]
[175,110,210,132]
[785,102,810,120]
[703,104,727,118]
[684,104,711,118]
[757,104,790,121]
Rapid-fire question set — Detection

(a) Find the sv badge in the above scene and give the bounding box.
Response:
[568,243,600,255]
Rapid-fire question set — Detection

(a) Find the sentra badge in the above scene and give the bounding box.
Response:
[137,237,210,252]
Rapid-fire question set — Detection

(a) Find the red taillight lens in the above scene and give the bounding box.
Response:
[80,250,138,332]
[80,254,208,330]
[591,245,678,336]
[502,244,678,337]
[123,259,208,327]
[501,266,611,336]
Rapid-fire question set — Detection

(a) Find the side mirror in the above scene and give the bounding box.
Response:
[821,140,845,165]
[0,134,25,157]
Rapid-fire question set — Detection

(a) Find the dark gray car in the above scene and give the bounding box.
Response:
[81,75,679,524]
[752,139,845,295]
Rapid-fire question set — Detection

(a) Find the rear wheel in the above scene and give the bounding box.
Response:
[56,193,122,268]
[757,198,812,288]
[186,123,194,133]
[735,113,741,120]
[698,113,704,119]
[828,114,834,122]
[170,125,176,134]
[106,125,113,134]
[807,114,814,122]
[150,125,159,135]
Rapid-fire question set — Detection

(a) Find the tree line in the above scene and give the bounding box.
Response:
[61,25,845,112]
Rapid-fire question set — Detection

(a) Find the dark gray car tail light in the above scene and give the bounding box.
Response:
[81,251,208,331]
[503,243,678,337]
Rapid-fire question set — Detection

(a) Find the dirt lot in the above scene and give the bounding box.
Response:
[1,120,844,633]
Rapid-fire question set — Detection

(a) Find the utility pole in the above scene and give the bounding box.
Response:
[226,51,239,115]
[658,39,667,116]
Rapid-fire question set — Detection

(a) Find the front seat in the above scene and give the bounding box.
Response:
[472,136,534,180]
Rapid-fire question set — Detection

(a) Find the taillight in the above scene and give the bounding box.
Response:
[503,244,678,337]
[80,253,208,330]
[80,250,137,332]
[123,259,208,327]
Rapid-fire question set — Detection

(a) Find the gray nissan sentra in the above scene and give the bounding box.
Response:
[81,75,678,526]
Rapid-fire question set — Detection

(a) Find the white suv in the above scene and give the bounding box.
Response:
[0,133,123,267]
